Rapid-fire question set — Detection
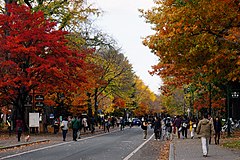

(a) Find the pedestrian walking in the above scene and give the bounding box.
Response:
[208,114,213,144]
[61,117,68,141]
[190,117,197,139]
[53,118,60,134]
[214,116,222,145]
[7,117,11,136]
[153,117,161,140]
[72,116,80,141]
[90,116,95,133]
[120,117,125,131]
[196,113,215,157]
[141,119,148,139]
[111,117,116,128]
[128,118,132,128]
[165,117,173,140]
[105,117,110,132]
[173,115,182,139]
[161,118,166,140]
[16,118,23,142]
[82,117,88,132]
[181,115,189,139]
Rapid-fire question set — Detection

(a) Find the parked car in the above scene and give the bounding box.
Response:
[131,118,141,126]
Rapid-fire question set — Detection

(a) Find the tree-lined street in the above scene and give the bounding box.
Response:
[0,0,240,159]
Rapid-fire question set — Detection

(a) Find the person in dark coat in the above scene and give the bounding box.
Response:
[174,115,182,139]
[153,117,161,140]
[181,115,189,139]
[16,119,23,142]
[214,116,222,145]
[141,119,148,139]
[53,118,60,134]
[71,116,80,141]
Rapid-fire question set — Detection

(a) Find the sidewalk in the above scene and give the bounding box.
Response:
[0,126,118,150]
[170,136,240,160]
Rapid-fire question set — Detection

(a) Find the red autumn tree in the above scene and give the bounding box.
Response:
[0,4,89,126]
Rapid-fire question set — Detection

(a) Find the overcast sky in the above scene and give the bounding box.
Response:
[90,0,162,94]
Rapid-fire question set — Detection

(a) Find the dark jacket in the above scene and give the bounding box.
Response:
[16,119,23,132]
[174,118,182,128]
[71,118,80,130]
[181,118,189,129]
[214,120,222,133]
[154,120,161,132]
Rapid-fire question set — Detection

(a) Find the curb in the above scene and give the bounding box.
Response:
[169,143,175,160]
[0,139,50,150]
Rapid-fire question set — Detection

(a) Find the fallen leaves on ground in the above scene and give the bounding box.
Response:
[221,130,240,150]
[159,140,170,160]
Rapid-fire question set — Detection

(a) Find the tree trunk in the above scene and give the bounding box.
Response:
[94,88,98,119]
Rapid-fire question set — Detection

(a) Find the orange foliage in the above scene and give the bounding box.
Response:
[142,0,240,89]
[193,93,225,111]
[113,97,126,109]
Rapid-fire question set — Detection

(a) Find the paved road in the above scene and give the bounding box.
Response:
[0,127,161,160]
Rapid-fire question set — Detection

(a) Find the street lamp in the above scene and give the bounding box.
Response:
[227,91,239,136]
[232,91,239,120]
[232,92,239,99]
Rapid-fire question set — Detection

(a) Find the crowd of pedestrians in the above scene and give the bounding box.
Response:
[147,112,225,157]
[4,110,225,158]
[50,115,131,142]
[52,112,225,158]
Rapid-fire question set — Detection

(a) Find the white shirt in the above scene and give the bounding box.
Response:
[62,120,68,130]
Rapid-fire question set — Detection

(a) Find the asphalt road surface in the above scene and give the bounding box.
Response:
[0,127,162,160]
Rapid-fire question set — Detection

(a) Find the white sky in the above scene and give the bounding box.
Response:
[89,0,162,94]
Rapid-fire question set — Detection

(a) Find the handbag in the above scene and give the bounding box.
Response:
[178,127,182,132]
[60,122,64,128]
[182,123,187,128]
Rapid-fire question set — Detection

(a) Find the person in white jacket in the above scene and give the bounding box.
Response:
[61,117,68,141]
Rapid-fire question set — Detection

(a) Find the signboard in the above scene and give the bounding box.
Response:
[24,102,32,107]
[35,102,44,107]
[35,95,44,101]
[29,113,39,127]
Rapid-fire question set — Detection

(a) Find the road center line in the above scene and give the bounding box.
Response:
[123,133,154,160]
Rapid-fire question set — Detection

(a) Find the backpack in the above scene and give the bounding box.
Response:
[165,119,171,127]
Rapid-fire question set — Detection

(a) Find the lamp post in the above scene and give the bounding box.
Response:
[227,90,239,137]
[227,86,231,137]
[232,91,239,120]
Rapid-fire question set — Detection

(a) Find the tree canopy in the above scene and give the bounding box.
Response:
[141,0,239,87]
[0,4,90,120]
[141,0,239,115]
